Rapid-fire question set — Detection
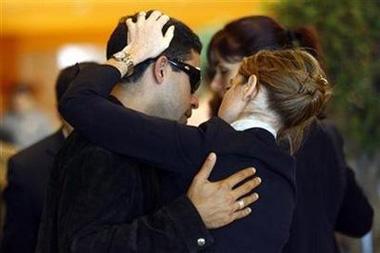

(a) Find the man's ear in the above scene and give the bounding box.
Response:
[153,56,169,84]
[243,74,257,101]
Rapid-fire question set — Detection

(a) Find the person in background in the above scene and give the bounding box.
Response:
[206,15,374,253]
[1,62,97,253]
[0,85,54,149]
[0,140,16,242]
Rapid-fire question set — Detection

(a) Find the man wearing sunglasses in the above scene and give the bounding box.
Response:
[132,55,201,124]
[37,11,261,253]
[167,58,201,93]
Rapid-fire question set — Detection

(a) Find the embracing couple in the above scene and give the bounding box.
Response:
[36,10,372,253]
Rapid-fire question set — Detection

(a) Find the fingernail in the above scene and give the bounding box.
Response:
[251,167,256,174]
[253,193,259,199]
[256,177,262,184]
[246,207,252,214]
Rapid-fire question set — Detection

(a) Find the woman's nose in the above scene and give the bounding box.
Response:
[210,77,224,93]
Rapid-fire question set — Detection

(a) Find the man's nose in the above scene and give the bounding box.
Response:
[191,95,199,109]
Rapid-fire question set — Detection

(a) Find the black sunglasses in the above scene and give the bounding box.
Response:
[167,58,201,93]
[137,57,201,93]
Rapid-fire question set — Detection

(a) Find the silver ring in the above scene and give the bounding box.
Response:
[238,200,244,209]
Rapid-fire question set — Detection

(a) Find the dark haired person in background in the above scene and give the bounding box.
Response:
[206,15,373,253]
[0,85,54,149]
[37,11,261,253]
[1,62,97,253]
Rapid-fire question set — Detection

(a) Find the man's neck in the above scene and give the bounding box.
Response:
[111,84,153,115]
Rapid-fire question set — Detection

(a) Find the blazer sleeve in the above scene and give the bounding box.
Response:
[64,148,213,253]
[323,122,374,237]
[71,196,214,253]
[1,158,39,253]
[335,168,374,237]
[59,64,209,175]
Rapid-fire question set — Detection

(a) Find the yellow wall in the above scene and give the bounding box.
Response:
[3,1,269,35]
[1,0,274,123]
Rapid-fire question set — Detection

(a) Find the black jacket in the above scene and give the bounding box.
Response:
[282,121,374,253]
[1,130,65,253]
[36,119,213,253]
[58,64,297,253]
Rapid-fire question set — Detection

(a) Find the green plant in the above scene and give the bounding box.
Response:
[272,0,380,156]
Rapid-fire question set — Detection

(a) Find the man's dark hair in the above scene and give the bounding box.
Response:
[55,62,98,103]
[106,10,202,83]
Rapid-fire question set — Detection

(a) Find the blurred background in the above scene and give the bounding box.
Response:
[1,1,379,252]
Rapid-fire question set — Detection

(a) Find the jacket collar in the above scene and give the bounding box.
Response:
[231,117,277,138]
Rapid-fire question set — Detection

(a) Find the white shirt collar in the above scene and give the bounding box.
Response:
[230,117,277,138]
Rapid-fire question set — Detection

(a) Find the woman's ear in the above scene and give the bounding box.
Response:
[153,56,169,84]
[243,74,257,101]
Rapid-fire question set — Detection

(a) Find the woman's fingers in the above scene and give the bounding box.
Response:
[136,11,146,25]
[125,18,135,43]
[147,10,162,21]
[157,14,170,26]
[163,25,175,46]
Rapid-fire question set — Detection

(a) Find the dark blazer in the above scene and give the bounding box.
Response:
[282,121,373,253]
[36,118,213,253]
[1,130,65,253]
[59,64,297,252]
[324,122,373,237]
